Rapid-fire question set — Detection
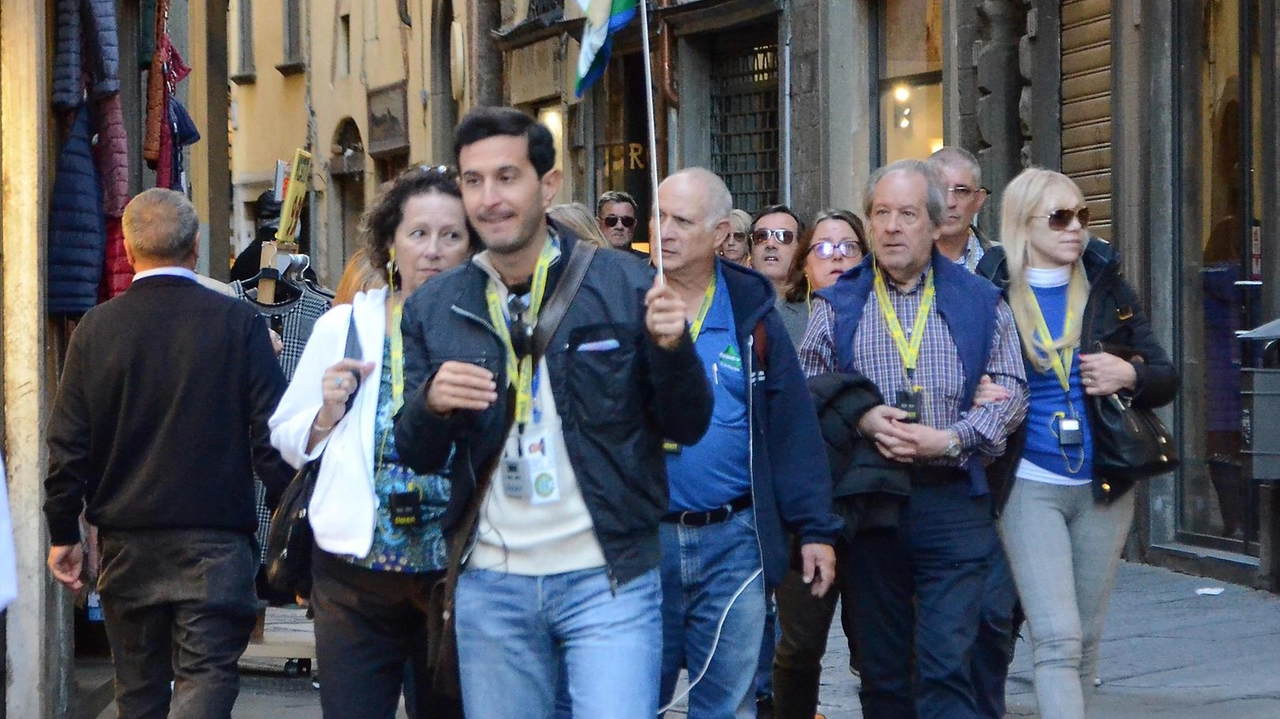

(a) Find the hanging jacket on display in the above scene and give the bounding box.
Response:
[52,0,122,111]
[49,104,108,316]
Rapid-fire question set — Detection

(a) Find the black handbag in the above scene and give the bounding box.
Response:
[1090,391,1178,480]
[264,311,362,597]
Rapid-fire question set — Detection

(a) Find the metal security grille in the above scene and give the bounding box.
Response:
[710,32,780,215]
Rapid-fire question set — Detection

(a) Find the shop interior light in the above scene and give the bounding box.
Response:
[893,86,911,103]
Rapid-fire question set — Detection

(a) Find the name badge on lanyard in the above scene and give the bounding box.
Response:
[874,267,934,424]
[500,366,562,505]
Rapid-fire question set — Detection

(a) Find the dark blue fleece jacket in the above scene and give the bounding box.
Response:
[718,259,841,587]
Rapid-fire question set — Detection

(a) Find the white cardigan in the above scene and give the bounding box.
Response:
[269,288,389,558]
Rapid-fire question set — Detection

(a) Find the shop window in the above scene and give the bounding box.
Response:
[593,52,662,247]
[709,28,780,216]
[1176,0,1268,552]
[877,0,944,163]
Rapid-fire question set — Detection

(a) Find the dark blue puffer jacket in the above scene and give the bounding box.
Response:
[49,104,107,316]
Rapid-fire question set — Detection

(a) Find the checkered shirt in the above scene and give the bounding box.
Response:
[798,275,1027,465]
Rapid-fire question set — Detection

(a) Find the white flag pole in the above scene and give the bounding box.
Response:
[638,0,664,280]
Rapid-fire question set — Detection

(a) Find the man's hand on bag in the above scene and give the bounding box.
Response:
[427,361,499,414]
[644,278,689,351]
[875,422,953,461]
[800,543,836,598]
[48,544,85,592]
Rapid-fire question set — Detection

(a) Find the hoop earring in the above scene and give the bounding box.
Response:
[387,247,399,290]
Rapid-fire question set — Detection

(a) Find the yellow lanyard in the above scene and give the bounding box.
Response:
[689,273,718,342]
[1025,288,1076,393]
[389,299,405,412]
[872,267,935,381]
[484,239,558,425]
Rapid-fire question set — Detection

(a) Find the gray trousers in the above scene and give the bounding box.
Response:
[98,528,258,719]
[998,479,1134,719]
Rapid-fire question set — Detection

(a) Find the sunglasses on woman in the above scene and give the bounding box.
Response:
[603,215,637,229]
[1034,207,1090,232]
[809,240,863,260]
[752,228,797,245]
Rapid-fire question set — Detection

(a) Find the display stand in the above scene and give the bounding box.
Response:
[242,149,317,675]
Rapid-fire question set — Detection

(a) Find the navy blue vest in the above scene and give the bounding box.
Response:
[815,250,1001,495]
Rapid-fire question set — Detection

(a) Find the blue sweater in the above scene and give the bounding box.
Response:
[1021,283,1093,480]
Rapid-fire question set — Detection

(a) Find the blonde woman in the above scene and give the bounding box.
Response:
[976,168,1177,719]
[718,208,753,264]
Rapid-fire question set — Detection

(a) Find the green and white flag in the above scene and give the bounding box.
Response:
[574,0,638,97]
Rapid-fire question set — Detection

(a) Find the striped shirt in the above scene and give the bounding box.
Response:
[798,272,1027,465]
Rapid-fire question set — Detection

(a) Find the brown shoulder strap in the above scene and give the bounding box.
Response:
[440,241,597,605]
[533,241,597,359]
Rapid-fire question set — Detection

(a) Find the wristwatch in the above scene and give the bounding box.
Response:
[943,431,962,459]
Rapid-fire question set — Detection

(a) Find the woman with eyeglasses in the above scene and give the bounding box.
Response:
[975,168,1177,719]
[719,208,753,264]
[269,165,479,719]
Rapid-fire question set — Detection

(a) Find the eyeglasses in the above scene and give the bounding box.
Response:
[809,240,863,260]
[752,228,797,245]
[603,215,637,229]
[507,292,533,359]
[1033,207,1090,231]
[946,185,986,200]
[728,231,748,243]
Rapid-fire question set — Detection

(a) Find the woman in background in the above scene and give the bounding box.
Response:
[270,165,479,719]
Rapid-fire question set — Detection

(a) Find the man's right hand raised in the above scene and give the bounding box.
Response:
[426,361,499,415]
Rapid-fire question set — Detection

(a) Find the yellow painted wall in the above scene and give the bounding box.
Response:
[228,0,309,254]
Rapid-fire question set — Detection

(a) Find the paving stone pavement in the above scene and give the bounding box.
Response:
[92,561,1280,718]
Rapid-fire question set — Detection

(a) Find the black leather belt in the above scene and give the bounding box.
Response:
[662,495,753,527]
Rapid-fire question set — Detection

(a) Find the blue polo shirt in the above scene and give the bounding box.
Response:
[666,266,752,511]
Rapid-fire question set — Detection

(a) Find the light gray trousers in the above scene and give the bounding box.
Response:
[998,479,1135,719]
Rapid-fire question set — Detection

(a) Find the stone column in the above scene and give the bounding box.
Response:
[2,4,72,718]
[972,0,1028,233]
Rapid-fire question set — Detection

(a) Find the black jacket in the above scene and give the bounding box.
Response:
[393,224,714,586]
[807,373,911,539]
[977,238,1179,505]
[44,275,294,545]
[714,260,841,586]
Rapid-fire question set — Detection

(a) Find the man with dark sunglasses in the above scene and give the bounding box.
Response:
[596,189,642,254]
[393,107,712,719]
[653,168,839,719]
[750,205,805,301]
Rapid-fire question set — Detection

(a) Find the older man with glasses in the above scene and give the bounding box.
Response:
[928,147,992,273]
[927,146,1023,719]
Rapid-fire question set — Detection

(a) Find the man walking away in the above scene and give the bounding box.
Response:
[45,188,295,719]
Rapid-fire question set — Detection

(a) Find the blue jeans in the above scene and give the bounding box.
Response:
[845,480,999,719]
[660,507,767,719]
[455,566,662,719]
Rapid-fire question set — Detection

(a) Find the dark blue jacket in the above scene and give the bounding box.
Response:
[717,259,841,587]
[394,225,714,587]
[815,250,1001,496]
[48,103,107,316]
